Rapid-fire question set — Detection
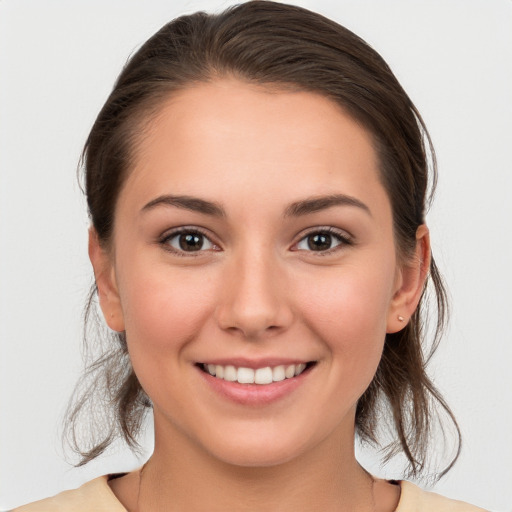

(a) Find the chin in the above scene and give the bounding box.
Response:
[212,444,304,468]
[200,425,320,469]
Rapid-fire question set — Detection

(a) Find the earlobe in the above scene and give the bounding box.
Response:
[88,227,125,332]
[387,225,431,333]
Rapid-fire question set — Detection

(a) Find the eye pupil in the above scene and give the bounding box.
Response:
[179,233,203,251]
[308,233,331,251]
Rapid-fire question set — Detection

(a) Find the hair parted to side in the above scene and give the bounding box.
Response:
[66,0,460,478]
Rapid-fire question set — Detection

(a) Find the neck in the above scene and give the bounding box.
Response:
[137,417,375,512]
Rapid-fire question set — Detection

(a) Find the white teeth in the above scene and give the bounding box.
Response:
[254,367,273,385]
[203,362,310,384]
[295,363,306,376]
[285,365,296,379]
[272,365,286,382]
[237,367,255,384]
[224,365,237,382]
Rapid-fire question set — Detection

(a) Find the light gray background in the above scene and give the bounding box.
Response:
[1,1,511,510]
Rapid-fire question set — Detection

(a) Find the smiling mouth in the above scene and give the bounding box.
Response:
[198,362,316,385]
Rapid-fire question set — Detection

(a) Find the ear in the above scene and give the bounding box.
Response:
[387,224,431,333]
[88,227,125,332]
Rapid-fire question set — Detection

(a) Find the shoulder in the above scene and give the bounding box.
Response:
[10,475,489,512]
[11,476,127,512]
[396,480,489,512]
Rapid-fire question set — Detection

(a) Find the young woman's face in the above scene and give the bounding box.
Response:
[95,79,418,467]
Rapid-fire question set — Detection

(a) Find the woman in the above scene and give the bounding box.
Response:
[10,2,492,510]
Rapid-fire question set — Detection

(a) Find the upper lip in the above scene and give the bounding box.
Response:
[197,358,314,369]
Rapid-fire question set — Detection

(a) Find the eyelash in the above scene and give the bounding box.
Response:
[158,226,353,257]
[293,227,353,255]
[159,227,218,257]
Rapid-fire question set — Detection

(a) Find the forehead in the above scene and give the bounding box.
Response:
[120,79,388,217]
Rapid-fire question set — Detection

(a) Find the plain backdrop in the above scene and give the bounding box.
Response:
[1,0,511,510]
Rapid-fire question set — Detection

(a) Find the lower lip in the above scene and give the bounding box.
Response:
[198,366,312,405]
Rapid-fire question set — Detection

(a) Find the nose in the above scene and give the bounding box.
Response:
[215,249,293,340]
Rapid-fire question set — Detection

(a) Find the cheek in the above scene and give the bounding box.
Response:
[301,265,393,333]
[116,258,217,359]
[297,263,395,379]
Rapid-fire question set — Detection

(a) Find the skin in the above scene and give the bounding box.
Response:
[90,79,430,511]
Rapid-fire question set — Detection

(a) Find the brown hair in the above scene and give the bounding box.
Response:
[67,0,460,478]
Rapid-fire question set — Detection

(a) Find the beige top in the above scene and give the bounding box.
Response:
[13,476,488,511]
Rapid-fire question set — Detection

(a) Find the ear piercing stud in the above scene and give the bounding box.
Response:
[398,316,405,322]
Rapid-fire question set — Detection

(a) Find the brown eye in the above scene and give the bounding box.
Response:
[179,233,204,251]
[164,230,214,253]
[307,233,332,251]
[295,229,351,253]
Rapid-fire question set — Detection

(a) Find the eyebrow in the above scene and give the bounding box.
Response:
[141,195,226,217]
[284,194,371,217]
[141,193,371,218]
